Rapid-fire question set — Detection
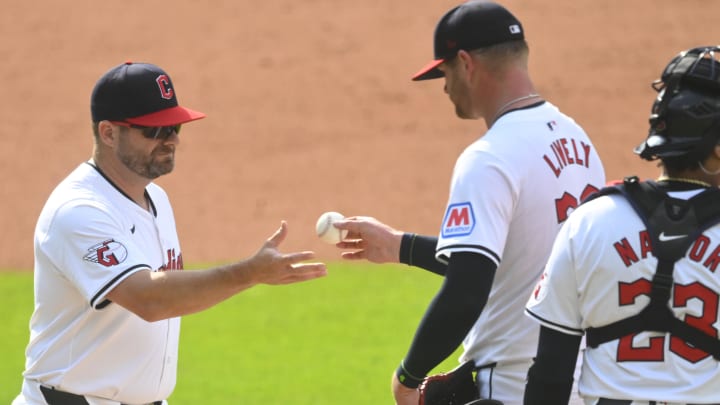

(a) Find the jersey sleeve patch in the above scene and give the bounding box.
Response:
[82,239,128,267]
[441,202,476,238]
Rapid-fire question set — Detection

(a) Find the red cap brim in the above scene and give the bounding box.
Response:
[412,59,446,81]
[126,106,206,126]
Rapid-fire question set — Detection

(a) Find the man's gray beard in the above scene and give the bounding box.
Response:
[120,153,174,180]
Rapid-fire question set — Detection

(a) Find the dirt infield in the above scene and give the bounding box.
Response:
[1,0,718,270]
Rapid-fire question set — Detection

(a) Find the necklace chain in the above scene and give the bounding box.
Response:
[657,176,712,188]
[492,93,540,124]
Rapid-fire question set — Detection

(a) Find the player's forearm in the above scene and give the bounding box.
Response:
[111,261,264,321]
[153,265,256,320]
[120,245,325,321]
[402,292,479,379]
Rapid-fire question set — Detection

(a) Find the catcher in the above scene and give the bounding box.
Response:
[525,45,720,404]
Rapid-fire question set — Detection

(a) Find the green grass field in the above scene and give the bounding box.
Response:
[0,263,463,404]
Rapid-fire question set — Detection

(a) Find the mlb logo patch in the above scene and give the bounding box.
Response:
[441,202,475,237]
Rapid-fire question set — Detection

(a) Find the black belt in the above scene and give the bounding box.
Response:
[40,385,162,405]
[597,398,720,405]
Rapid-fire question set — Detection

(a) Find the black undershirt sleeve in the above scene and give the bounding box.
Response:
[524,326,581,405]
[400,251,496,380]
[398,233,447,275]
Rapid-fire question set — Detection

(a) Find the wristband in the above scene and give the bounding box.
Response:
[395,360,424,388]
[399,233,417,266]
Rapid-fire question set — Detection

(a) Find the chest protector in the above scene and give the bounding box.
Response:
[584,176,720,359]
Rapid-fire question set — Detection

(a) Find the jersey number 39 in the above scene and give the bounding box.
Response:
[554,184,600,223]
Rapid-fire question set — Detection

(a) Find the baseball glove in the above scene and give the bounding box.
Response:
[418,361,482,405]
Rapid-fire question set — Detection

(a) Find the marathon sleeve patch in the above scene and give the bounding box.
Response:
[441,202,476,238]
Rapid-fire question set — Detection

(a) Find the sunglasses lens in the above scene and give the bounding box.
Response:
[142,125,181,139]
[141,127,157,138]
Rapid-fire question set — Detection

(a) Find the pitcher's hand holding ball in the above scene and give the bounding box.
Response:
[332,216,404,264]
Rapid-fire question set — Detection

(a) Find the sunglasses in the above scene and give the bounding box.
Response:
[110,121,181,140]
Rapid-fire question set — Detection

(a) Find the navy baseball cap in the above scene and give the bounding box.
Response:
[91,61,206,126]
[412,1,525,81]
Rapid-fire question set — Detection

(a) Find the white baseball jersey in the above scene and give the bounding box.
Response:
[526,189,720,403]
[14,162,183,405]
[435,101,605,402]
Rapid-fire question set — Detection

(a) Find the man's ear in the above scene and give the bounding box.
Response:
[456,50,475,81]
[97,121,116,146]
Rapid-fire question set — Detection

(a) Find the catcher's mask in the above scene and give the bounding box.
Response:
[634,45,720,161]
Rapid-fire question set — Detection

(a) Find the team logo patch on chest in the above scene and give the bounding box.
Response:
[83,239,128,267]
[441,202,475,237]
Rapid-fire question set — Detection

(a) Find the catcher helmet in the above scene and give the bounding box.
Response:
[635,46,720,161]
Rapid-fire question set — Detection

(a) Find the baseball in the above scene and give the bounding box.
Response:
[315,211,348,244]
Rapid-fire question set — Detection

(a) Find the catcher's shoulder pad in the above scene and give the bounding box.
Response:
[582,176,639,204]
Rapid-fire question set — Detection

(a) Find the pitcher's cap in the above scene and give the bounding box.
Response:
[91,61,206,126]
[412,1,524,81]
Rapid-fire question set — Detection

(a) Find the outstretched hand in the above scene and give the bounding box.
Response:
[333,216,404,264]
[251,221,327,285]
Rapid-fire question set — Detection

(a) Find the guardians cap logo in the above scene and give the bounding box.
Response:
[83,239,128,267]
[442,202,476,237]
